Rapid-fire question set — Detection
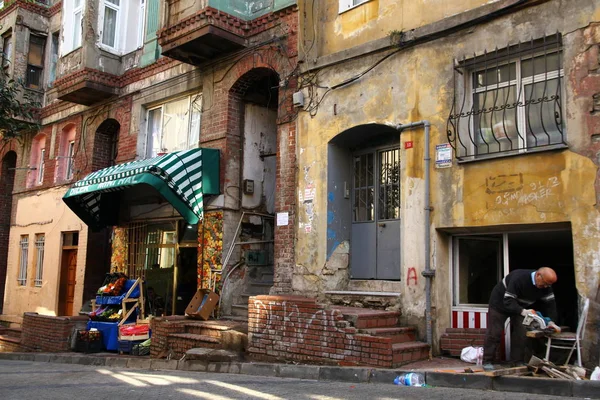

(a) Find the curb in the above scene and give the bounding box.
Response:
[1,352,598,398]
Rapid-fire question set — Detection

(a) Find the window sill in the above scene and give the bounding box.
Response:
[456,143,568,164]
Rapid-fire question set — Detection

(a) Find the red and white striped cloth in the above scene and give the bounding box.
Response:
[452,309,487,329]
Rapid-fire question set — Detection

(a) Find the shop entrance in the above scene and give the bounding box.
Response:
[451,227,577,359]
[126,219,198,316]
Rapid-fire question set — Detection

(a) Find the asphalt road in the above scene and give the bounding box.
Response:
[0,360,587,400]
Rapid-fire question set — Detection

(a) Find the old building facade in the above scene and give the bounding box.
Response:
[0,0,299,320]
[294,0,600,366]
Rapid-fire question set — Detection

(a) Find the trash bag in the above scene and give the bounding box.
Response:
[460,346,483,365]
[591,366,600,381]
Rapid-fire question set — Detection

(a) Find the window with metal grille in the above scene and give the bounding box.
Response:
[447,33,566,161]
[18,236,28,286]
[26,35,45,89]
[126,221,177,279]
[34,234,45,287]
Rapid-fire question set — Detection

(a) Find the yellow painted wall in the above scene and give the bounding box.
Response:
[295,0,600,351]
[3,187,88,316]
[304,0,502,57]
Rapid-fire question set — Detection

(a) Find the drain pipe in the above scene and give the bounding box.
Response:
[395,120,435,348]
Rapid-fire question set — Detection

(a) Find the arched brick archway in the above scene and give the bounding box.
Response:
[201,48,298,295]
[0,151,17,313]
[92,118,120,171]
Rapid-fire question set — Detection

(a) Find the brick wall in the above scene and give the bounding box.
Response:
[150,316,187,358]
[439,328,503,360]
[247,295,395,368]
[200,8,299,294]
[21,313,88,352]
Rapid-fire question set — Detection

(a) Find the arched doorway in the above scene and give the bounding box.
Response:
[92,119,120,170]
[222,68,280,315]
[0,151,17,312]
[327,124,400,280]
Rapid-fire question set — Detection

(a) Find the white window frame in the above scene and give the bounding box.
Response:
[34,234,45,287]
[137,0,146,48]
[18,236,29,286]
[463,51,565,158]
[66,140,75,180]
[73,0,84,49]
[339,0,371,13]
[101,0,121,50]
[145,93,202,158]
[38,148,45,184]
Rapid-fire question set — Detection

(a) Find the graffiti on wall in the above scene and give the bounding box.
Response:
[252,299,355,357]
[198,211,224,289]
[406,267,418,286]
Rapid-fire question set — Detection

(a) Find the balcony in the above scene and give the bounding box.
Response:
[54,68,119,106]
[158,0,296,65]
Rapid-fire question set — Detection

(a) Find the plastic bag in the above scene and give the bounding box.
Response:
[591,367,600,381]
[460,346,484,365]
[394,372,425,387]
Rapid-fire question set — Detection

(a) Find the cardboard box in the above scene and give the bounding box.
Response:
[185,289,219,320]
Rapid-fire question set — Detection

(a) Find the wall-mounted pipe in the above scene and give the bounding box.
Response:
[395,120,435,348]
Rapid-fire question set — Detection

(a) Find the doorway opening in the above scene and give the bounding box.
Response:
[327,124,400,280]
[58,231,79,316]
[451,227,577,358]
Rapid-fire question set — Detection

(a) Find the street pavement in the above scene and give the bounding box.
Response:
[0,360,588,400]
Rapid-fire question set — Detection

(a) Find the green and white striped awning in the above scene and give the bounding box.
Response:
[63,148,219,230]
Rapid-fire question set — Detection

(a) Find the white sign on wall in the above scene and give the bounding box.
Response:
[435,143,453,168]
[276,212,289,226]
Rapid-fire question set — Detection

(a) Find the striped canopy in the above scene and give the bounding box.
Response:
[63,148,219,230]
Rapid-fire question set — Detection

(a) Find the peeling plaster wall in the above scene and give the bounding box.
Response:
[298,0,600,363]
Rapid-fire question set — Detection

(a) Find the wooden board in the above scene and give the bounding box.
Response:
[484,366,529,377]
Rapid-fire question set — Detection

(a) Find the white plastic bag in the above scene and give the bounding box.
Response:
[591,366,600,381]
[460,346,484,365]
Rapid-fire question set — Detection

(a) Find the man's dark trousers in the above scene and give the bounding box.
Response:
[484,307,527,363]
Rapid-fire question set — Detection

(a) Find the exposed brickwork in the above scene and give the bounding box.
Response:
[247,295,426,368]
[158,5,298,47]
[439,327,504,360]
[20,313,88,352]
[0,0,49,19]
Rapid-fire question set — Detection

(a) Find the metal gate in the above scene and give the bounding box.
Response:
[350,147,401,280]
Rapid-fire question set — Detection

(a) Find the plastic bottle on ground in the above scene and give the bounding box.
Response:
[394,372,426,387]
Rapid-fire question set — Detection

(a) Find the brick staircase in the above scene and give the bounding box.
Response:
[333,306,430,367]
[151,317,248,360]
[0,316,24,353]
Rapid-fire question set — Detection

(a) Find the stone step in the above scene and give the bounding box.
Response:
[0,327,22,339]
[185,348,243,363]
[166,333,222,360]
[182,320,244,338]
[219,315,248,323]
[246,282,273,295]
[392,341,430,367]
[231,304,248,318]
[331,306,400,329]
[0,315,23,329]
[359,326,416,344]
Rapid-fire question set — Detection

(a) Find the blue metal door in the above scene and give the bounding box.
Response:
[350,148,400,280]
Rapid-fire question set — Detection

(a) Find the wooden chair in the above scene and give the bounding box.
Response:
[544,298,589,367]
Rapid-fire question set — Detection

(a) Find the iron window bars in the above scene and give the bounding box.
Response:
[447,33,566,161]
[34,235,45,287]
[18,236,28,286]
